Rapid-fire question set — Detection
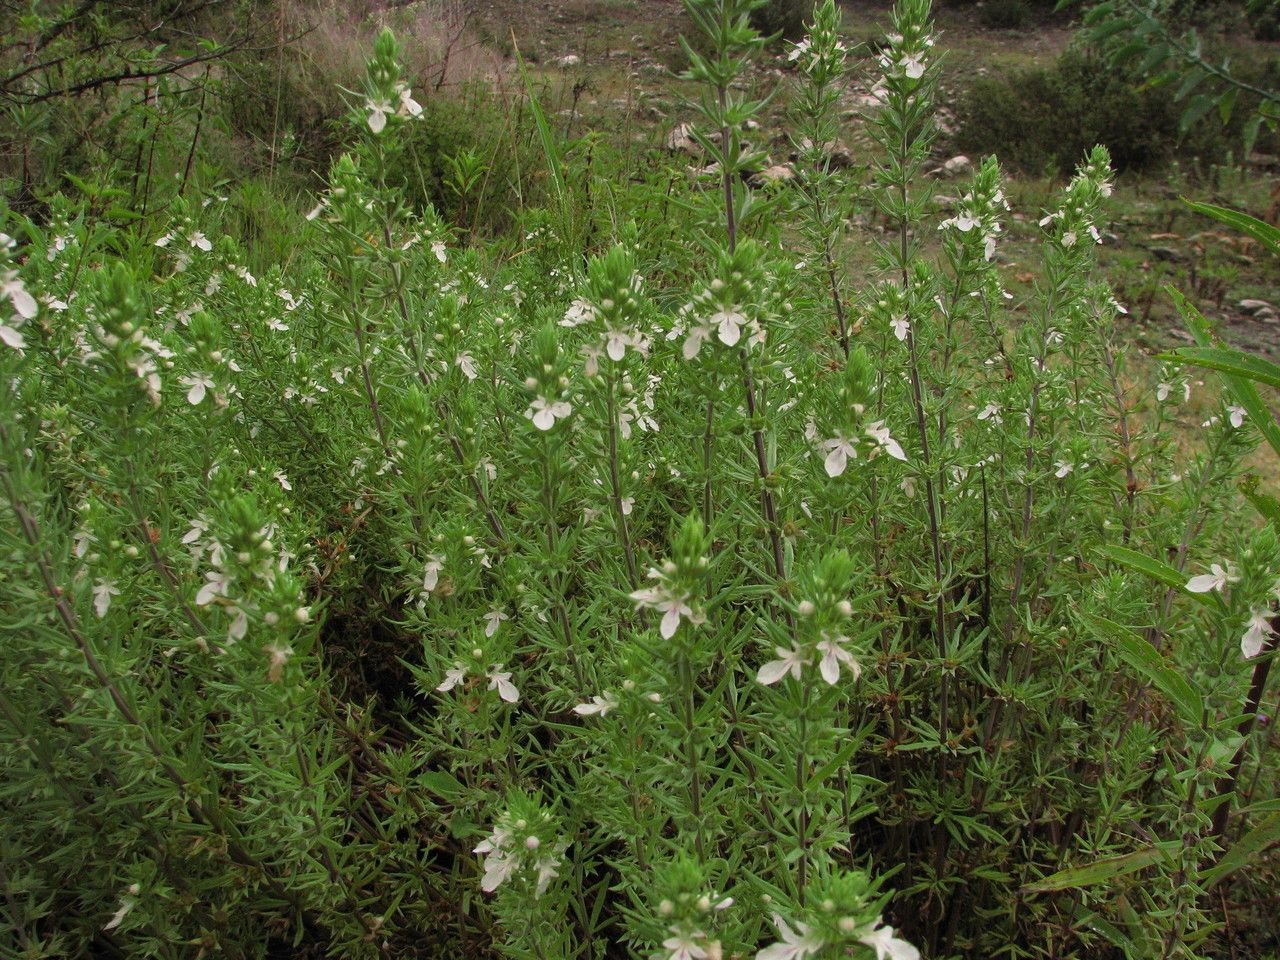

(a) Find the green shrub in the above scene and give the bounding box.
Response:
[750,0,808,39]
[977,0,1032,29]
[954,47,1274,174]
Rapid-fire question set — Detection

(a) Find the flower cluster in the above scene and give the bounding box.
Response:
[1037,147,1113,251]
[787,0,848,83]
[363,28,423,133]
[566,244,649,367]
[877,1,935,86]
[630,515,711,639]
[523,325,574,431]
[1,234,37,350]
[435,644,520,704]
[678,240,772,357]
[939,155,1009,262]
[808,347,907,478]
[757,871,918,960]
[759,550,863,686]
[474,794,566,897]
[642,858,734,960]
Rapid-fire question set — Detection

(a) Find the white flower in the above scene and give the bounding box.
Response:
[1062,230,1078,248]
[436,662,467,693]
[486,666,519,703]
[1,271,37,320]
[195,570,231,606]
[274,470,292,491]
[865,421,907,461]
[581,343,603,377]
[422,554,445,594]
[1228,405,1247,429]
[630,573,701,639]
[92,579,120,618]
[397,84,422,119]
[484,608,509,637]
[533,851,561,897]
[890,316,910,341]
[366,98,393,133]
[1157,382,1172,402]
[664,931,709,960]
[525,396,572,431]
[821,434,858,478]
[431,239,448,263]
[607,326,641,363]
[572,693,618,716]
[1054,461,1074,478]
[0,320,25,350]
[182,372,215,405]
[787,38,812,63]
[756,913,824,960]
[758,646,809,686]
[712,308,746,347]
[562,298,595,327]
[475,828,517,892]
[228,606,249,643]
[683,322,714,359]
[977,402,1002,424]
[456,351,478,380]
[858,921,920,960]
[816,633,860,684]
[899,53,925,80]
[1242,609,1275,659]
[1186,562,1239,594]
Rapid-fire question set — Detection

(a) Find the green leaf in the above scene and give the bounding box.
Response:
[1161,346,1280,390]
[1174,66,1207,102]
[1022,844,1175,894]
[1094,545,1219,609]
[512,38,568,227]
[1218,87,1239,126]
[1202,813,1280,887]
[1165,289,1280,459]
[1182,199,1280,256]
[1087,615,1205,728]
[1179,94,1217,134]
[1240,475,1280,531]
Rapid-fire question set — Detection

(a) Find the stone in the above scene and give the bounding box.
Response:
[556,54,581,68]
[666,123,700,155]
[750,163,796,187]
[943,155,972,177]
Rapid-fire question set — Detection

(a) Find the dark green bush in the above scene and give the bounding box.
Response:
[389,83,539,236]
[977,0,1032,29]
[954,47,1277,174]
[750,0,808,40]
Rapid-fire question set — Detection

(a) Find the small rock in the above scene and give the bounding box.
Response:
[943,155,972,177]
[750,163,796,187]
[1257,308,1279,325]
[556,54,581,68]
[666,123,700,155]
[1151,246,1185,263]
[1239,298,1275,314]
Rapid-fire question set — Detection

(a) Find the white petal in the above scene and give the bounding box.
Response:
[819,648,840,685]
[0,324,26,349]
[660,606,681,639]
[9,286,37,319]
[1185,574,1219,593]
[532,407,555,430]
[824,446,848,477]
[757,659,791,686]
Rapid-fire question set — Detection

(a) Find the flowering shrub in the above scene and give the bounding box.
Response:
[1,1,1277,958]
